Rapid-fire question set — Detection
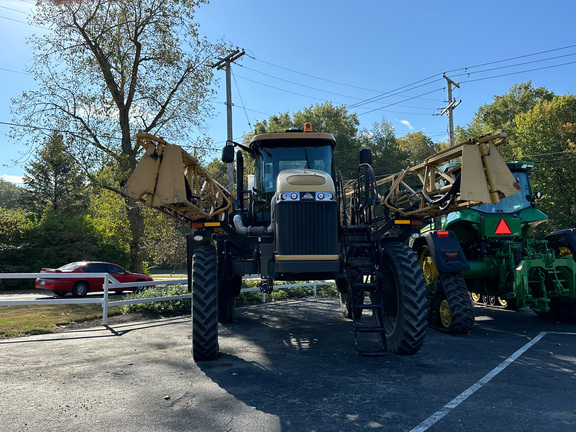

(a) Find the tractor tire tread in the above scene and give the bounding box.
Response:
[440,273,475,334]
[192,245,219,361]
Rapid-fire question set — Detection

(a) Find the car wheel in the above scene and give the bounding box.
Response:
[72,282,89,297]
[133,279,147,294]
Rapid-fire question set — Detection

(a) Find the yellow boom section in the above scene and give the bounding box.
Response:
[378,132,520,218]
[123,132,232,222]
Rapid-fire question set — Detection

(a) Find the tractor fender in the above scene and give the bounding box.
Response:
[412,230,471,273]
[545,228,576,257]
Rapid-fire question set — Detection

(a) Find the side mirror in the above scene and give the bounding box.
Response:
[222,145,235,163]
[359,148,373,165]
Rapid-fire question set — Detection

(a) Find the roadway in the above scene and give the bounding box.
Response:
[1,298,575,431]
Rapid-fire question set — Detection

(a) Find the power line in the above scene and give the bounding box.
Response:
[238,64,367,101]
[0,14,44,29]
[0,5,30,15]
[231,69,253,131]
[245,53,384,93]
[463,60,576,84]
[239,44,576,118]
[356,88,444,116]
[445,43,576,74]
[450,52,576,80]
[0,67,31,76]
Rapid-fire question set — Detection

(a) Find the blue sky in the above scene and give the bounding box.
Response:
[1,0,576,184]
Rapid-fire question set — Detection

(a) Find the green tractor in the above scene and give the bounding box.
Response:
[423,161,576,325]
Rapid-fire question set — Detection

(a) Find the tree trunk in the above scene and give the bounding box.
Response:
[127,200,145,273]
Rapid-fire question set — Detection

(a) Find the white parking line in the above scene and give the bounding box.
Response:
[409,331,575,432]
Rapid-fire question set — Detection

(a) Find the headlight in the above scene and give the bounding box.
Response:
[290,192,298,200]
[280,193,288,201]
[317,192,325,200]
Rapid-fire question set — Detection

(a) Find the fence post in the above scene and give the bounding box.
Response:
[102,275,109,325]
[313,280,317,297]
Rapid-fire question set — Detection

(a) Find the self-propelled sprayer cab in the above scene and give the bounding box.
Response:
[247,123,337,225]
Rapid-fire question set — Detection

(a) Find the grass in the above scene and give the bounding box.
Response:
[0,304,123,339]
[0,281,338,339]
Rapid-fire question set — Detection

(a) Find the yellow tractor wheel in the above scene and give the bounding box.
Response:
[439,299,452,329]
[419,247,439,284]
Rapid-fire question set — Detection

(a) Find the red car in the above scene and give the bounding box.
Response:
[35,261,154,297]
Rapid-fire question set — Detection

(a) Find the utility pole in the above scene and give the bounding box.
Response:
[440,74,461,147]
[212,49,245,190]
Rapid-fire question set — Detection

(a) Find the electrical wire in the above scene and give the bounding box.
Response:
[445,43,576,74]
[231,68,253,131]
[450,52,576,79]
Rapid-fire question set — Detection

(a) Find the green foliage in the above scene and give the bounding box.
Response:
[455,82,555,159]
[204,157,232,188]
[358,120,407,178]
[0,179,23,210]
[515,94,576,231]
[121,284,190,315]
[30,213,103,269]
[236,280,338,306]
[397,131,439,165]
[141,209,190,271]
[252,102,362,180]
[21,132,88,215]
[0,208,37,288]
[11,0,227,273]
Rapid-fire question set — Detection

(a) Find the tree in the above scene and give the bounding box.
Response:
[21,132,88,214]
[251,102,361,180]
[0,179,23,210]
[515,94,576,231]
[11,0,225,272]
[397,131,437,166]
[455,82,555,158]
[357,120,407,178]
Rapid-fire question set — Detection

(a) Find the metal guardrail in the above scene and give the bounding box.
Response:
[0,273,336,325]
[0,273,187,325]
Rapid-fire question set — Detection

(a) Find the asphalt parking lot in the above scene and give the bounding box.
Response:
[1,298,575,432]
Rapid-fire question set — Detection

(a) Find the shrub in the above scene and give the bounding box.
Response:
[121,284,190,315]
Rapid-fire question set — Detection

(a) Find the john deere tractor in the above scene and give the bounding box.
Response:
[424,161,576,324]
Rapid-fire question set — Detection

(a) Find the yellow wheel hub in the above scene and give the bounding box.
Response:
[439,300,452,329]
[497,297,508,307]
[559,246,572,257]
[419,248,439,284]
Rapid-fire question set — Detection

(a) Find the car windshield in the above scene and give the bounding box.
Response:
[57,262,86,271]
[254,145,333,193]
[474,172,531,214]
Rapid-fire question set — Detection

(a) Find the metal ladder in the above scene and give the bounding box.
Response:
[347,232,388,356]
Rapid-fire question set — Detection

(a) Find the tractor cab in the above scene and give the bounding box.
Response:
[248,124,336,225]
[473,162,534,214]
[441,162,547,243]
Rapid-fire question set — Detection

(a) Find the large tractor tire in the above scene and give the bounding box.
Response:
[192,245,219,361]
[371,242,428,355]
[419,246,474,334]
[437,273,475,333]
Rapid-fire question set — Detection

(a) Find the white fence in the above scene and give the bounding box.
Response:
[0,273,187,325]
[0,273,336,325]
